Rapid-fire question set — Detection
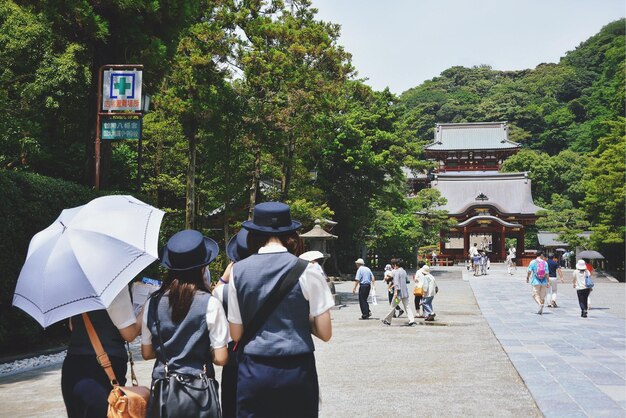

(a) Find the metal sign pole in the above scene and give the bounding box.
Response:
[95,66,104,190]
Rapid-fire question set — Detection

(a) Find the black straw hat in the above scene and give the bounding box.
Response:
[226,229,250,262]
[242,202,301,235]
[160,230,219,271]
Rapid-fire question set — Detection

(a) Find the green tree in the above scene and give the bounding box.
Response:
[500,149,555,206]
[582,118,625,251]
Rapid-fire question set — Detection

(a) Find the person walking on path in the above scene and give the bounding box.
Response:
[507,245,517,275]
[480,252,488,276]
[420,265,438,321]
[62,286,143,418]
[227,202,334,418]
[573,259,593,318]
[142,229,229,418]
[382,259,416,326]
[583,259,594,309]
[468,243,480,275]
[353,258,375,320]
[383,264,403,318]
[546,254,564,308]
[526,252,550,315]
[413,261,426,317]
[212,228,250,418]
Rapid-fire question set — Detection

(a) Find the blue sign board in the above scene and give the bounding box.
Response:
[101,118,141,140]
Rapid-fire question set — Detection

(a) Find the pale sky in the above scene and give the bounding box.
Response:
[311,0,625,94]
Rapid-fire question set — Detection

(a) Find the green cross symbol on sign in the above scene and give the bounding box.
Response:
[114,77,131,95]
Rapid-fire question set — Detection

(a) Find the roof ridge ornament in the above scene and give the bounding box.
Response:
[475,192,489,201]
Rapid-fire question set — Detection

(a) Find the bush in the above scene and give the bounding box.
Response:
[0,170,99,355]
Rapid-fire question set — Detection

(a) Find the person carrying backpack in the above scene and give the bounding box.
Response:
[526,251,550,315]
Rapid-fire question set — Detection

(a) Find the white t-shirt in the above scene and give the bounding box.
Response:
[212,284,232,342]
[141,293,229,350]
[573,269,592,290]
[414,269,424,285]
[106,286,137,329]
[227,244,335,325]
[469,246,479,257]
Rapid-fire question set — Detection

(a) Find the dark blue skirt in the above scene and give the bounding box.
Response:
[236,352,319,418]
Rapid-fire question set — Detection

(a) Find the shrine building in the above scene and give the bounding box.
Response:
[424,122,543,265]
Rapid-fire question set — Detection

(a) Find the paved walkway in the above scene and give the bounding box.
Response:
[468,266,626,418]
[0,264,623,417]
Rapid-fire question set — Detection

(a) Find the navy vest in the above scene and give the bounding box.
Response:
[67,310,127,359]
[147,291,215,379]
[234,251,314,356]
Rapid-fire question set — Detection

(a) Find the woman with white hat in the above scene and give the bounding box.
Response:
[420,264,438,321]
[227,202,334,417]
[572,259,593,318]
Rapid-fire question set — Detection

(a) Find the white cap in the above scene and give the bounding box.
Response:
[355,258,365,265]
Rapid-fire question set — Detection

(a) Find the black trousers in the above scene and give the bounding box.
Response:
[358,284,371,317]
[61,354,127,418]
[414,295,422,311]
[577,288,591,312]
[221,341,239,418]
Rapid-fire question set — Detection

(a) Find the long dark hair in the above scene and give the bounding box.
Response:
[247,231,303,256]
[160,268,209,323]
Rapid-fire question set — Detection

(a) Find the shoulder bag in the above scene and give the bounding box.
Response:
[584,271,594,288]
[148,292,221,418]
[82,313,150,418]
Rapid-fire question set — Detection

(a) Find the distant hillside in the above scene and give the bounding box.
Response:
[397,19,625,156]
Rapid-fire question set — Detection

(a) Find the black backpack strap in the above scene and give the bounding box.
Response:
[235,258,308,352]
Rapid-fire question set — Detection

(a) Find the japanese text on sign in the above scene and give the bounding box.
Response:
[102,120,141,140]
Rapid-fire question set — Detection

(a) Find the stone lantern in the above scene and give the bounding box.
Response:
[299,219,337,263]
[300,219,340,305]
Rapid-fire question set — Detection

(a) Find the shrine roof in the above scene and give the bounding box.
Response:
[537,231,592,247]
[424,122,520,151]
[431,172,544,215]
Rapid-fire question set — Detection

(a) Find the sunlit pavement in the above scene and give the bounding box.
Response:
[468,264,626,417]
[0,263,623,417]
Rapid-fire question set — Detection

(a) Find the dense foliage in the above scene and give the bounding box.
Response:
[0,171,99,354]
[0,2,623,352]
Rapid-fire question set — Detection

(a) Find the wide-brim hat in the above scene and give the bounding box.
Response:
[300,250,324,262]
[242,202,301,235]
[576,259,587,270]
[226,229,250,262]
[355,258,365,265]
[160,230,219,271]
[421,265,431,273]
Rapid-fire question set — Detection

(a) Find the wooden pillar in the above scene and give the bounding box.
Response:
[439,230,445,254]
[518,229,525,266]
[500,226,506,261]
[463,227,469,257]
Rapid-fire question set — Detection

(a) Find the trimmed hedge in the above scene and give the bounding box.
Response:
[0,170,99,355]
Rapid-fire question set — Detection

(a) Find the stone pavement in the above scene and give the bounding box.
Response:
[468,265,626,418]
[0,264,623,417]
